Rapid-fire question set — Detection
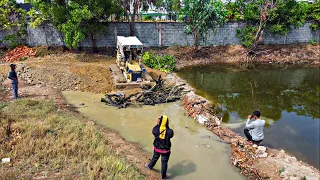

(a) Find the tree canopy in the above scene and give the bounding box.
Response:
[27,0,120,49]
[0,0,27,48]
[182,0,227,48]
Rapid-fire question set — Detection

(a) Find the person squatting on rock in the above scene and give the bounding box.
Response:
[145,115,174,180]
[244,111,265,144]
[8,64,18,100]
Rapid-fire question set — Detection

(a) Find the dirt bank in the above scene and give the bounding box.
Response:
[150,44,320,70]
[165,73,320,180]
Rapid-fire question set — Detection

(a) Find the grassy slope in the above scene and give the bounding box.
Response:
[0,99,143,180]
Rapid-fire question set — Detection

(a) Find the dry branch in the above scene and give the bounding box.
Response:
[101,76,186,108]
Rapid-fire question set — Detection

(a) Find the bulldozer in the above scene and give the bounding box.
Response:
[116,36,145,82]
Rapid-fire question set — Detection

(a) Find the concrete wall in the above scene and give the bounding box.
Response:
[0,22,319,48]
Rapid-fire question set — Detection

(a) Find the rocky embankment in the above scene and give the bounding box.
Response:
[165,73,320,180]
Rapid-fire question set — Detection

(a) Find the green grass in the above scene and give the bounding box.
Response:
[278,167,285,175]
[0,99,144,179]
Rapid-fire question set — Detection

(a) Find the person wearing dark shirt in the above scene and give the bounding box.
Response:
[145,115,174,180]
[8,64,18,100]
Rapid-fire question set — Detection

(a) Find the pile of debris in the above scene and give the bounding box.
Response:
[230,137,270,179]
[181,92,221,127]
[4,46,36,62]
[101,76,187,108]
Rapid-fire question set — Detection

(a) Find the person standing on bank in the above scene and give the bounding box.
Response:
[244,111,265,144]
[8,64,18,100]
[145,115,174,180]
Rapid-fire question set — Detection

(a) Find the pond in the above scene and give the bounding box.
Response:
[63,91,244,180]
[177,64,320,169]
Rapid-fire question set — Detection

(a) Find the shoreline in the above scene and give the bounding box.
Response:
[149,44,320,70]
[166,73,320,179]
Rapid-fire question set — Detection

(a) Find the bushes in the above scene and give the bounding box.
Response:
[310,38,319,46]
[236,26,257,48]
[142,52,176,73]
[33,46,56,57]
[142,15,154,21]
[267,0,309,35]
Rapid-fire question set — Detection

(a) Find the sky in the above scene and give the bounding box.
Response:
[15,0,24,3]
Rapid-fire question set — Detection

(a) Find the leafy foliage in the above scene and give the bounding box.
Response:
[182,0,227,47]
[0,0,27,48]
[310,23,319,31]
[307,0,320,21]
[268,0,309,35]
[243,2,259,22]
[310,38,319,46]
[234,0,319,50]
[27,0,120,49]
[236,26,257,48]
[142,52,176,72]
[142,15,154,21]
[172,0,181,12]
[225,0,244,21]
[58,3,92,48]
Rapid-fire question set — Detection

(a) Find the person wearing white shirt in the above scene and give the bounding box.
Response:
[244,111,265,144]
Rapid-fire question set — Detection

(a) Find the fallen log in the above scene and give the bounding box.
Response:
[101,76,186,108]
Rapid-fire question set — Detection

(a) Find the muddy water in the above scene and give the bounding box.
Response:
[62,91,243,180]
[177,65,320,169]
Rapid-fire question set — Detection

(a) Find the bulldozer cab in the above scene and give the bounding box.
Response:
[116,36,144,82]
[117,36,143,64]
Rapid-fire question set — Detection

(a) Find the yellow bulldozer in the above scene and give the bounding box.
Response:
[116,36,145,82]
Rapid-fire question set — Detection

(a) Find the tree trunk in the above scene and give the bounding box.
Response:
[91,33,98,53]
[193,29,199,49]
[130,14,135,36]
[130,0,138,36]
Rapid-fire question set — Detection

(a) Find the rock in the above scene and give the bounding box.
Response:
[255,146,267,154]
[79,103,85,106]
[233,159,238,166]
[253,144,258,148]
[214,117,221,126]
[289,176,299,180]
[197,114,208,124]
[280,171,288,178]
[258,152,268,158]
[2,158,10,164]
[280,149,285,153]
[288,156,297,163]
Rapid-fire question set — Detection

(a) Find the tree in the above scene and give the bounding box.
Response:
[142,1,149,12]
[118,0,140,36]
[237,0,312,53]
[172,0,180,12]
[27,0,119,50]
[182,0,227,48]
[0,0,27,48]
[154,0,163,8]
